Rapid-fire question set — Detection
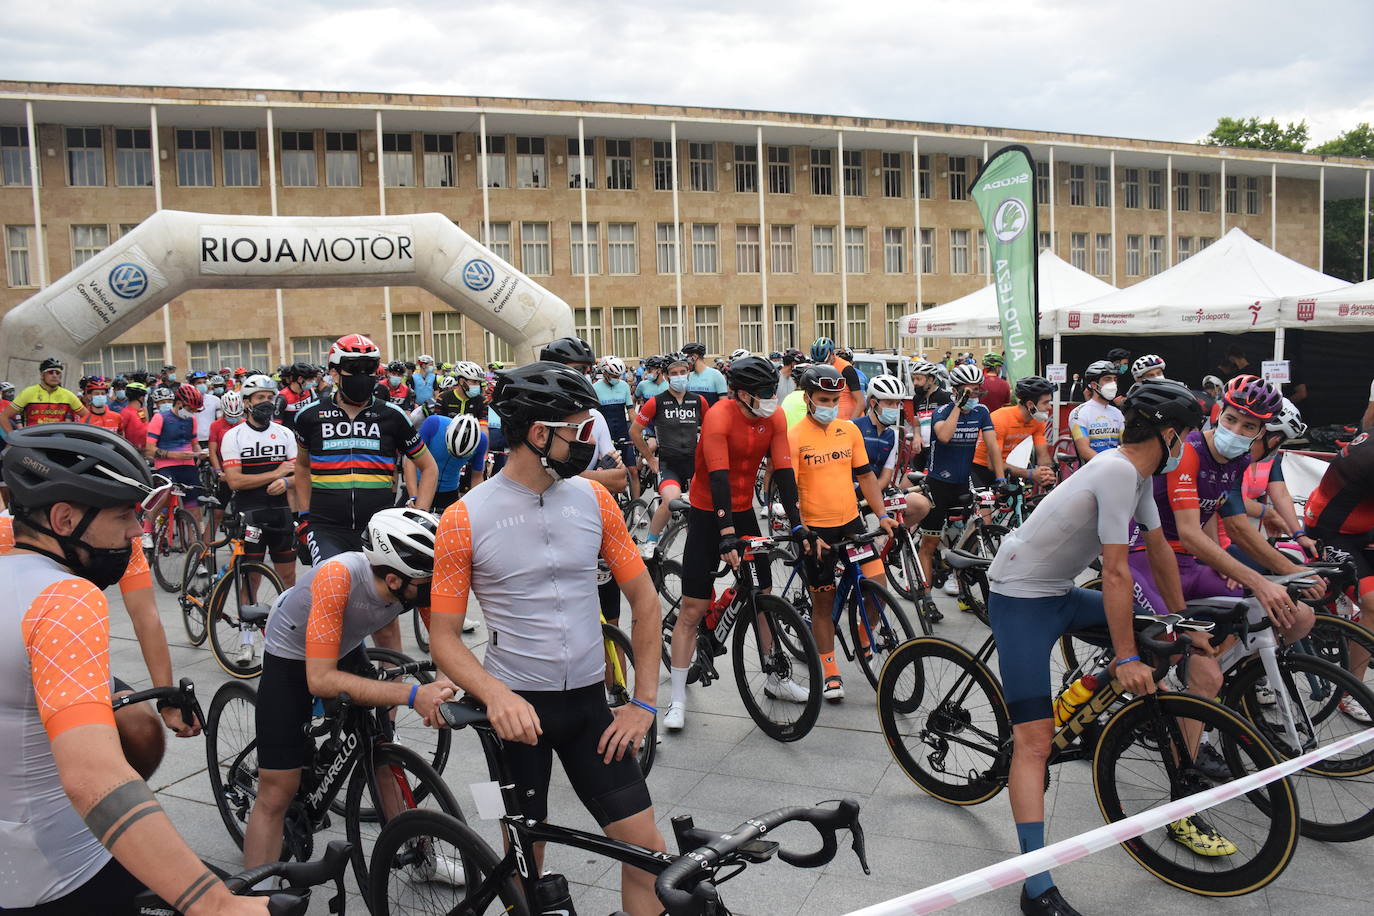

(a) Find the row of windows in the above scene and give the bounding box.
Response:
[0,125,1266,214]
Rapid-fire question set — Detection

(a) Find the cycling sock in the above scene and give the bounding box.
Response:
[646,532,659,543]
[1015,821,1053,897]
[670,666,690,706]
[821,653,840,679]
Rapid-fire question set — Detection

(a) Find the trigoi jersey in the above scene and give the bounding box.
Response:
[635,392,706,460]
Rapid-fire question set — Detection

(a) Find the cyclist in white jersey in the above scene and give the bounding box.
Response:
[1068,359,1125,461]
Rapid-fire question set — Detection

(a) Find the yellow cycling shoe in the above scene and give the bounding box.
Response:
[1166,815,1238,857]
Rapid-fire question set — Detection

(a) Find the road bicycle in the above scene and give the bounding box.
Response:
[148,483,199,593]
[602,618,657,777]
[860,487,939,635]
[364,699,870,916]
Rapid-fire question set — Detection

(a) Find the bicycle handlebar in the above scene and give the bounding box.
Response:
[113,678,204,729]
[654,800,868,916]
[223,839,351,896]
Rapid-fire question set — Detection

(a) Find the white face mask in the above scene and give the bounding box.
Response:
[176,407,195,420]
[749,395,779,418]
[1032,409,1050,423]
[1098,382,1118,401]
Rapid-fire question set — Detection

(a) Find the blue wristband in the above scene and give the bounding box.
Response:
[1117,655,1140,665]
[630,698,657,715]
[791,525,806,534]
[407,684,419,709]
[995,477,1006,484]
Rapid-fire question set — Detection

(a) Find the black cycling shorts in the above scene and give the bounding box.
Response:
[241,506,296,564]
[968,463,996,489]
[681,506,769,601]
[918,478,972,537]
[307,523,363,565]
[599,577,623,623]
[657,455,695,492]
[1311,526,1374,599]
[10,855,146,914]
[498,683,651,827]
[432,488,463,513]
[257,646,370,770]
[803,517,884,589]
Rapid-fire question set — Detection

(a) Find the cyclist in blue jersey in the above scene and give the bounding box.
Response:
[635,356,669,403]
[413,413,487,513]
[593,356,639,498]
[854,374,931,532]
[681,341,728,405]
[1069,360,1125,461]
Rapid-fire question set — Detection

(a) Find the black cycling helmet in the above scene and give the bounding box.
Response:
[386,360,407,375]
[1014,376,1055,402]
[39,357,63,372]
[644,355,666,371]
[2,422,156,511]
[1123,378,1204,431]
[681,341,707,358]
[725,356,779,396]
[1107,347,1131,362]
[768,351,782,361]
[539,336,596,366]
[801,364,845,392]
[490,361,600,443]
[285,361,319,380]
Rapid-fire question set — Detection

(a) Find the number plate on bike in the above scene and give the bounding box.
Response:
[846,543,876,563]
[883,495,906,512]
[244,525,262,543]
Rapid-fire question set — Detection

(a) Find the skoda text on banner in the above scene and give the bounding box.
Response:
[971,146,1040,384]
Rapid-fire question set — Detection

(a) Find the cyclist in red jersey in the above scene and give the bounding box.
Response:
[79,377,123,431]
[663,356,809,731]
[1306,431,1374,616]
[272,362,319,432]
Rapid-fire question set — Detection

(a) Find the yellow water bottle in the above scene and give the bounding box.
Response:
[1053,672,1101,726]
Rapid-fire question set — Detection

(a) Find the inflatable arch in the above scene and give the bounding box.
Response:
[0,210,575,380]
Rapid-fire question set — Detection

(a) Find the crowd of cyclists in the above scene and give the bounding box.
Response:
[2,326,1374,916]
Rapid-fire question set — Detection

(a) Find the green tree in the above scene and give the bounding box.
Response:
[1312,123,1373,282]
[1203,116,1309,152]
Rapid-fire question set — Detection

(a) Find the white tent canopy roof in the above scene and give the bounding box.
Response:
[900,250,1114,340]
[1043,227,1349,336]
[1277,277,1374,331]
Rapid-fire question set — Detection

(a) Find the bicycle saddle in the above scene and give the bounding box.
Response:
[669,497,691,513]
[906,470,928,484]
[238,604,272,625]
[439,700,490,730]
[943,548,992,570]
[200,496,223,509]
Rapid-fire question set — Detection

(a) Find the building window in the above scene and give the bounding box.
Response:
[1245,176,1261,215]
[83,343,165,379]
[612,307,639,358]
[694,305,722,355]
[810,148,833,196]
[66,127,105,186]
[1035,161,1049,205]
[515,136,546,189]
[388,314,422,362]
[71,224,109,268]
[846,303,869,349]
[520,221,551,275]
[736,224,761,273]
[290,337,336,366]
[175,129,212,187]
[691,223,719,274]
[575,307,604,356]
[738,304,764,353]
[5,225,35,287]
[481,222,512,262]
[918,154,932,199]
[430,312,466,365]
[482,135,506,188]
[949,229,970,274]
[190,338,269,373]
[882,152,903,198]
[884,303,906,349]
[811,226,836,274]
[1122,168,1140,209]
[382,132,415,187]
[605,139,633,190]
[1068,164,1086,206]
[113,128,152,188]
[734,144,758,193]
[948,156,969,201]
[1225,175,1239,214]
[1197,173,1214,212]
[1147,169,1163,210]
[117,222,140,239]
[568,137,595,189]
[1070,232,1087,271]
[773,304,797,350]
[655,223,682,275]
[1125,234,1142,277]
[1094,165,1111,207]
[1175,171,1190,211]
[687,142,714,192]
[1,126,32,186]
[815,303,837,342]
[484,331,515,365]
[844,226,866,274]
[423,133,455,187]
[652,140,674,191]
[920,228,935,274]
[223,129,259,187]
[658,306,683,354]
[324,131,360,187]
[767,146,792,194]
[571,222,600,275]
[1147,235,1164,276]
[883,227,906,274]
[1094,233,1111,276]
[769,224,796,273]
[1038,231,1056,253]
[842,149,864,197]
[607,222,637,275]
[976,230,989,276]
[280,130,316,187]
[1177,236,1193,262]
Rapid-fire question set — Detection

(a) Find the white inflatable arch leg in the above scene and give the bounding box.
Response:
[0,210,575,380]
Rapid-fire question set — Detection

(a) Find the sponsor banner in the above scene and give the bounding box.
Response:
[45,244,169,344]
[971,146,1039,383]
[198,224,416,276]
[440,242,544,332]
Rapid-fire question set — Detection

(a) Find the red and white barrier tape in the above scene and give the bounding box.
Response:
[846,726,1374,915]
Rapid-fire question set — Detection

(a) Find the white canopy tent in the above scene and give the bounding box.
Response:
[899,250,1114,340]
[1277,277,1374,330]
[1043,228,1349,337]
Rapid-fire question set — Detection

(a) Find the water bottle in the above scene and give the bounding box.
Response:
[533,874,576,915]
[1053,671,1101,726]
[704,588,736,630]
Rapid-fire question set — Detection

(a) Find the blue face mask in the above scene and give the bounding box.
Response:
[668,375,689,392]
[812,404,839,425]
[964,397,980,409]
[1212,424,1256,460]
[466,385,481,398]
[304,380,317,390]
[388,375,403,387]
[91,395,108,408]
[878,406,901,426]
[112,391,127,402]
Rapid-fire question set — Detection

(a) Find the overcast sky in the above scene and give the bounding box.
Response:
[5,0,1372,146]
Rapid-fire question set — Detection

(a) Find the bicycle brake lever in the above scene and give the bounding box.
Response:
[850,822,871,875]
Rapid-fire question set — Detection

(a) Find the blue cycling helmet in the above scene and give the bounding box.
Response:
[810,337,836,363]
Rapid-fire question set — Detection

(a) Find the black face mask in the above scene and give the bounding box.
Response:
[17,507,133,590]
[388,577,431,610]
[338,373,376,404]
[536,431,596,480]
[248,401,275,428]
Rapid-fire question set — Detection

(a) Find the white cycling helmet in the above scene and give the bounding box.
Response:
[240,374,277,398]
[362,507,440,579]
[866,374,910,400]
[1266,398,1307,440]
[729,348,751,362]
[1131,354,1167,381]
[417,354,434,366]
[445,414,483,459]
[948,363,984,387]
[436,374,458,391]
[600,356,626,376]
[219,390,244,419]
[454,361,484,382]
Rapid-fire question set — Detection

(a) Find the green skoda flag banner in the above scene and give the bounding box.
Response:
[971,145,1040,383]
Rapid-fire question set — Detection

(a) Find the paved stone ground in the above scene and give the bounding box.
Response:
[117,570,1373,915]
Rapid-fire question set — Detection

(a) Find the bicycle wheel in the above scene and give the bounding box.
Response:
[208,561,284,679]
[849,579,916,688]
[367,808,530,916]
[344,742,464,901]
[656,513,688,564]
[731,594,822,742]
[622,496,654,544]
[151,508,197,592]
[1306,613,1374,697]
[877,637,1010,805]
[205,680,261,851]
[656,558,684,616]
[1092,692,1298,896]
[1224,652,1374,842]
[365,648,453,785]
[603,623,657,777]
[768,547,813,661]
[412,607,430,654]
[884,529,916,602]
[180,541,213,646]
